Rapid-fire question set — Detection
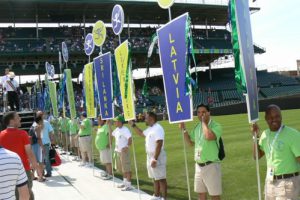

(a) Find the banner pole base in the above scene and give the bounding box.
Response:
[254,131,262,200]
[181,128,192,200]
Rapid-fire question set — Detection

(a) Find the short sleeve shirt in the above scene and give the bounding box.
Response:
[112,126,132,152]
[0,128,31,170]
[78,118,92,136]
[68,120,79,135]
[143,123,165,153]
[41,120,54,145]
[259,126,300,175]
[0,148,28,200]
[189,120,222,163]
[95,124,109,151]
[59,117,69,133]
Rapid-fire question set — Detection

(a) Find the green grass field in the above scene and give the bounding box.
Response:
[92,109,300,200]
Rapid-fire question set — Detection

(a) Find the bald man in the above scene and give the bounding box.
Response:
[252,105,300,200]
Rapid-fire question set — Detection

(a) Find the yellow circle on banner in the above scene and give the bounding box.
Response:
[92,20,107,47]
[157,0,174,9]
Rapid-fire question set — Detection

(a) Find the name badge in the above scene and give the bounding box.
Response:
[266,167,274,182]
[195,148,201,161]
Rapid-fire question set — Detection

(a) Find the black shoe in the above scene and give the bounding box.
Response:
[44,174,52,177]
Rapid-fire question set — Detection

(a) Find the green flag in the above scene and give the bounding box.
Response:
[49,81,59,118]
[65,69,76,119]
[230,0,246,93]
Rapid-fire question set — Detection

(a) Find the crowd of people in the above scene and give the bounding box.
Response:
[0,26,232,54]
[0,102,299,200]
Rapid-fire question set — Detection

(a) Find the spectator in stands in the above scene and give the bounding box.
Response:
[95,115,112,180]
[68,118,80,161]
[4,72,20,111]
[29,115,46,182]
[36,111,54,178]
[129,112,168,200]
[78,112,93,167]
[251,105,300,200]
[0,147,30,200]
[0,111,40,200]
[180,104,223,200]
[108,115,133,191]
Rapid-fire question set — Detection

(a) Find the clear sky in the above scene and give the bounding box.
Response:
[251,0,300,71]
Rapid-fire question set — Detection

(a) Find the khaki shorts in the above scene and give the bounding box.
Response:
[147,150,167,180]
[79,136,92,153]
[116,151,131,173]
[99,148,112,164]
[194,162,222,196]
[265,175,300,200]
[70,135,79,148]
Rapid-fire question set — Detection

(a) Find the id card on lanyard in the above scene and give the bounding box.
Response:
[266,125,284,182]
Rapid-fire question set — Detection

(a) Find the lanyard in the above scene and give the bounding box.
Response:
[267,125,284,162]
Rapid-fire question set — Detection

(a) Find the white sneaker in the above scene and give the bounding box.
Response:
[100,172,107,177]
[102,175,112,180]
[150,195,161,200]
[79,162,86,167]
[87,163,93,168]
[117,183,125,188]
[121,185,134,191]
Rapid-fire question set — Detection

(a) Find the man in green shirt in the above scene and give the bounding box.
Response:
[95,115,112,180]
[180,104,223,200]
[59,115,70,154]
[78,112,92,167]
[50,117,60,145]
[68,118,79,160]
[252,105,300,200]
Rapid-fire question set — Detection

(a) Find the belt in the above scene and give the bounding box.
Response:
[274,172,299,180]
[197,161,213,167]
[79,135,90,137]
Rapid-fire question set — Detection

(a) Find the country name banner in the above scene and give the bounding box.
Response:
[157,13,193,123]
[84,62,96,118]
[233,0,259,123]
[114,40,135,121]
[65,69,76,119]
[48,81,58,118]
[94,52,115,120]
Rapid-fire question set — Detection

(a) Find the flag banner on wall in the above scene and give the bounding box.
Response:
[157,13,193,124]
[65,69,76,119]
[114,40,136,121]
[94,52,115,120]
[49,81,59,118]
[84,62,96,118]
[230,0,259,123]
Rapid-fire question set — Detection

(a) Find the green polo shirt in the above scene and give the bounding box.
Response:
[95,124,109,151]
[259,126,300,175]
[78,118,92,136]
[59,117,69,133]
[50,118,59,135]
[68,119,79,135]
[189,120,222,163]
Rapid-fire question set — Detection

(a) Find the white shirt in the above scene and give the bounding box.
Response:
[112,126,132,152]
[1,75,9,86]
[4,79,19,92]
[143,123,165,153]
[0,148,28,200]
